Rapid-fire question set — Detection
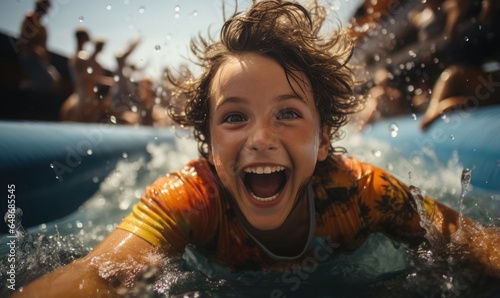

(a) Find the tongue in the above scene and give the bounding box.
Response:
[245,172,285,198]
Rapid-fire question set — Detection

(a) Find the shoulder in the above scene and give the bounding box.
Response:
[146,159,220,211]
[311,154,411,203]
[313,155,373,187]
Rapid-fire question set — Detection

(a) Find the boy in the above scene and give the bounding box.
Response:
[15,1,500,296]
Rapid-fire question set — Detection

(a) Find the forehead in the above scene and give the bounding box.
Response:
[209,53,312,100]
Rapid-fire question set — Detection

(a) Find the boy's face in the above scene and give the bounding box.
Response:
[208,53,330,231]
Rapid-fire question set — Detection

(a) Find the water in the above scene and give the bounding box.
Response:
[1,127,499,297]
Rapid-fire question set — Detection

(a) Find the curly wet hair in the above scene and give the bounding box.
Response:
[167,0,362,159]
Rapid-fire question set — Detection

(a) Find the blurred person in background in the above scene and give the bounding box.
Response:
[18,0,61,91]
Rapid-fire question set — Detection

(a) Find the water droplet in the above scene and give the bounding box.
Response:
[106,4,112,10]
[174,5,180,12]
[192,10,198,17]
[166,34,172,40]
[122,152,128,158]
[154,44,161,51]
[411,113,417,120]
[87,149,93,155]
[110,115,117,124]
[92,176,100,183]
[87,67,93,74]
[78,16,84,23]
[50,163,54,168]
[450,134,455,140]
[93,86,98,93]
[408,50,417,57]
[139,6,145,14]
[389,122,399,138]
[113,75,120,82]
[372,150,382,157]
[460,168,472,197]
[464,36,469,42]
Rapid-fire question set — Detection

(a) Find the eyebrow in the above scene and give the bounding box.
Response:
[215,93,307,110]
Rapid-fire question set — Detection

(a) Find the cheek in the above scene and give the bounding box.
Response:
[210,142,238,187]
[290,129,320,158]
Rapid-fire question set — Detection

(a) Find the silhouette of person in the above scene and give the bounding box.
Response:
[18,0,61,91]
[60,28,113,122]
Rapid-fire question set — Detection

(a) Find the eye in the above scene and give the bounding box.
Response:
[277,109,300,120]
[223,113,246,123]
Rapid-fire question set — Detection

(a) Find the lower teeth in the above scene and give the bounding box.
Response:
[250,192,279,202]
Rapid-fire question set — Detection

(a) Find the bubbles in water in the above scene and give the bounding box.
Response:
[408,50,417,58]
[411,113,417,120]
[87,149,93,156]
[154,44,161,51]
[389,122,399,138]
[92,176,100,183]
[139,6,145,14]
[450,134,455,140]
[87,67,93,74]
[106,4,112,10]
[122,152,128,159]
[78,16,84,23]
[113,75,120,82]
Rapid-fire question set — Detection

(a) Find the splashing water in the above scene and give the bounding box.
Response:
[458,168,472,228]
[409,185,445,249]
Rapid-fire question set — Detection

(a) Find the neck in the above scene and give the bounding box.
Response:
[238,187,312,258]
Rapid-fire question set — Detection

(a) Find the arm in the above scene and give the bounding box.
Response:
[13,229,163,297]
[362,165,500,278]
[426,198,500,278]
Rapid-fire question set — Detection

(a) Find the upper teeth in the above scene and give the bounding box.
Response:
[244,166,285,174]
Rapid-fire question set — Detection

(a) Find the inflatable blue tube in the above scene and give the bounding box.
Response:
[0,121,175,232]
[1,106,498,232]
[363,106,500,192]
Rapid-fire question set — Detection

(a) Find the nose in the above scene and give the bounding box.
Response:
[246,122,278,152]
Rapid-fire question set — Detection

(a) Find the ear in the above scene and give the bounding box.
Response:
[317,125,331,161]
[207,145,215,165]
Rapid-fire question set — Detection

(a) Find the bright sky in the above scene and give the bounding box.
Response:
[0,0,361,79]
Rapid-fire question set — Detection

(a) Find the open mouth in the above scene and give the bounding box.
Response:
[242,165,288,203]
